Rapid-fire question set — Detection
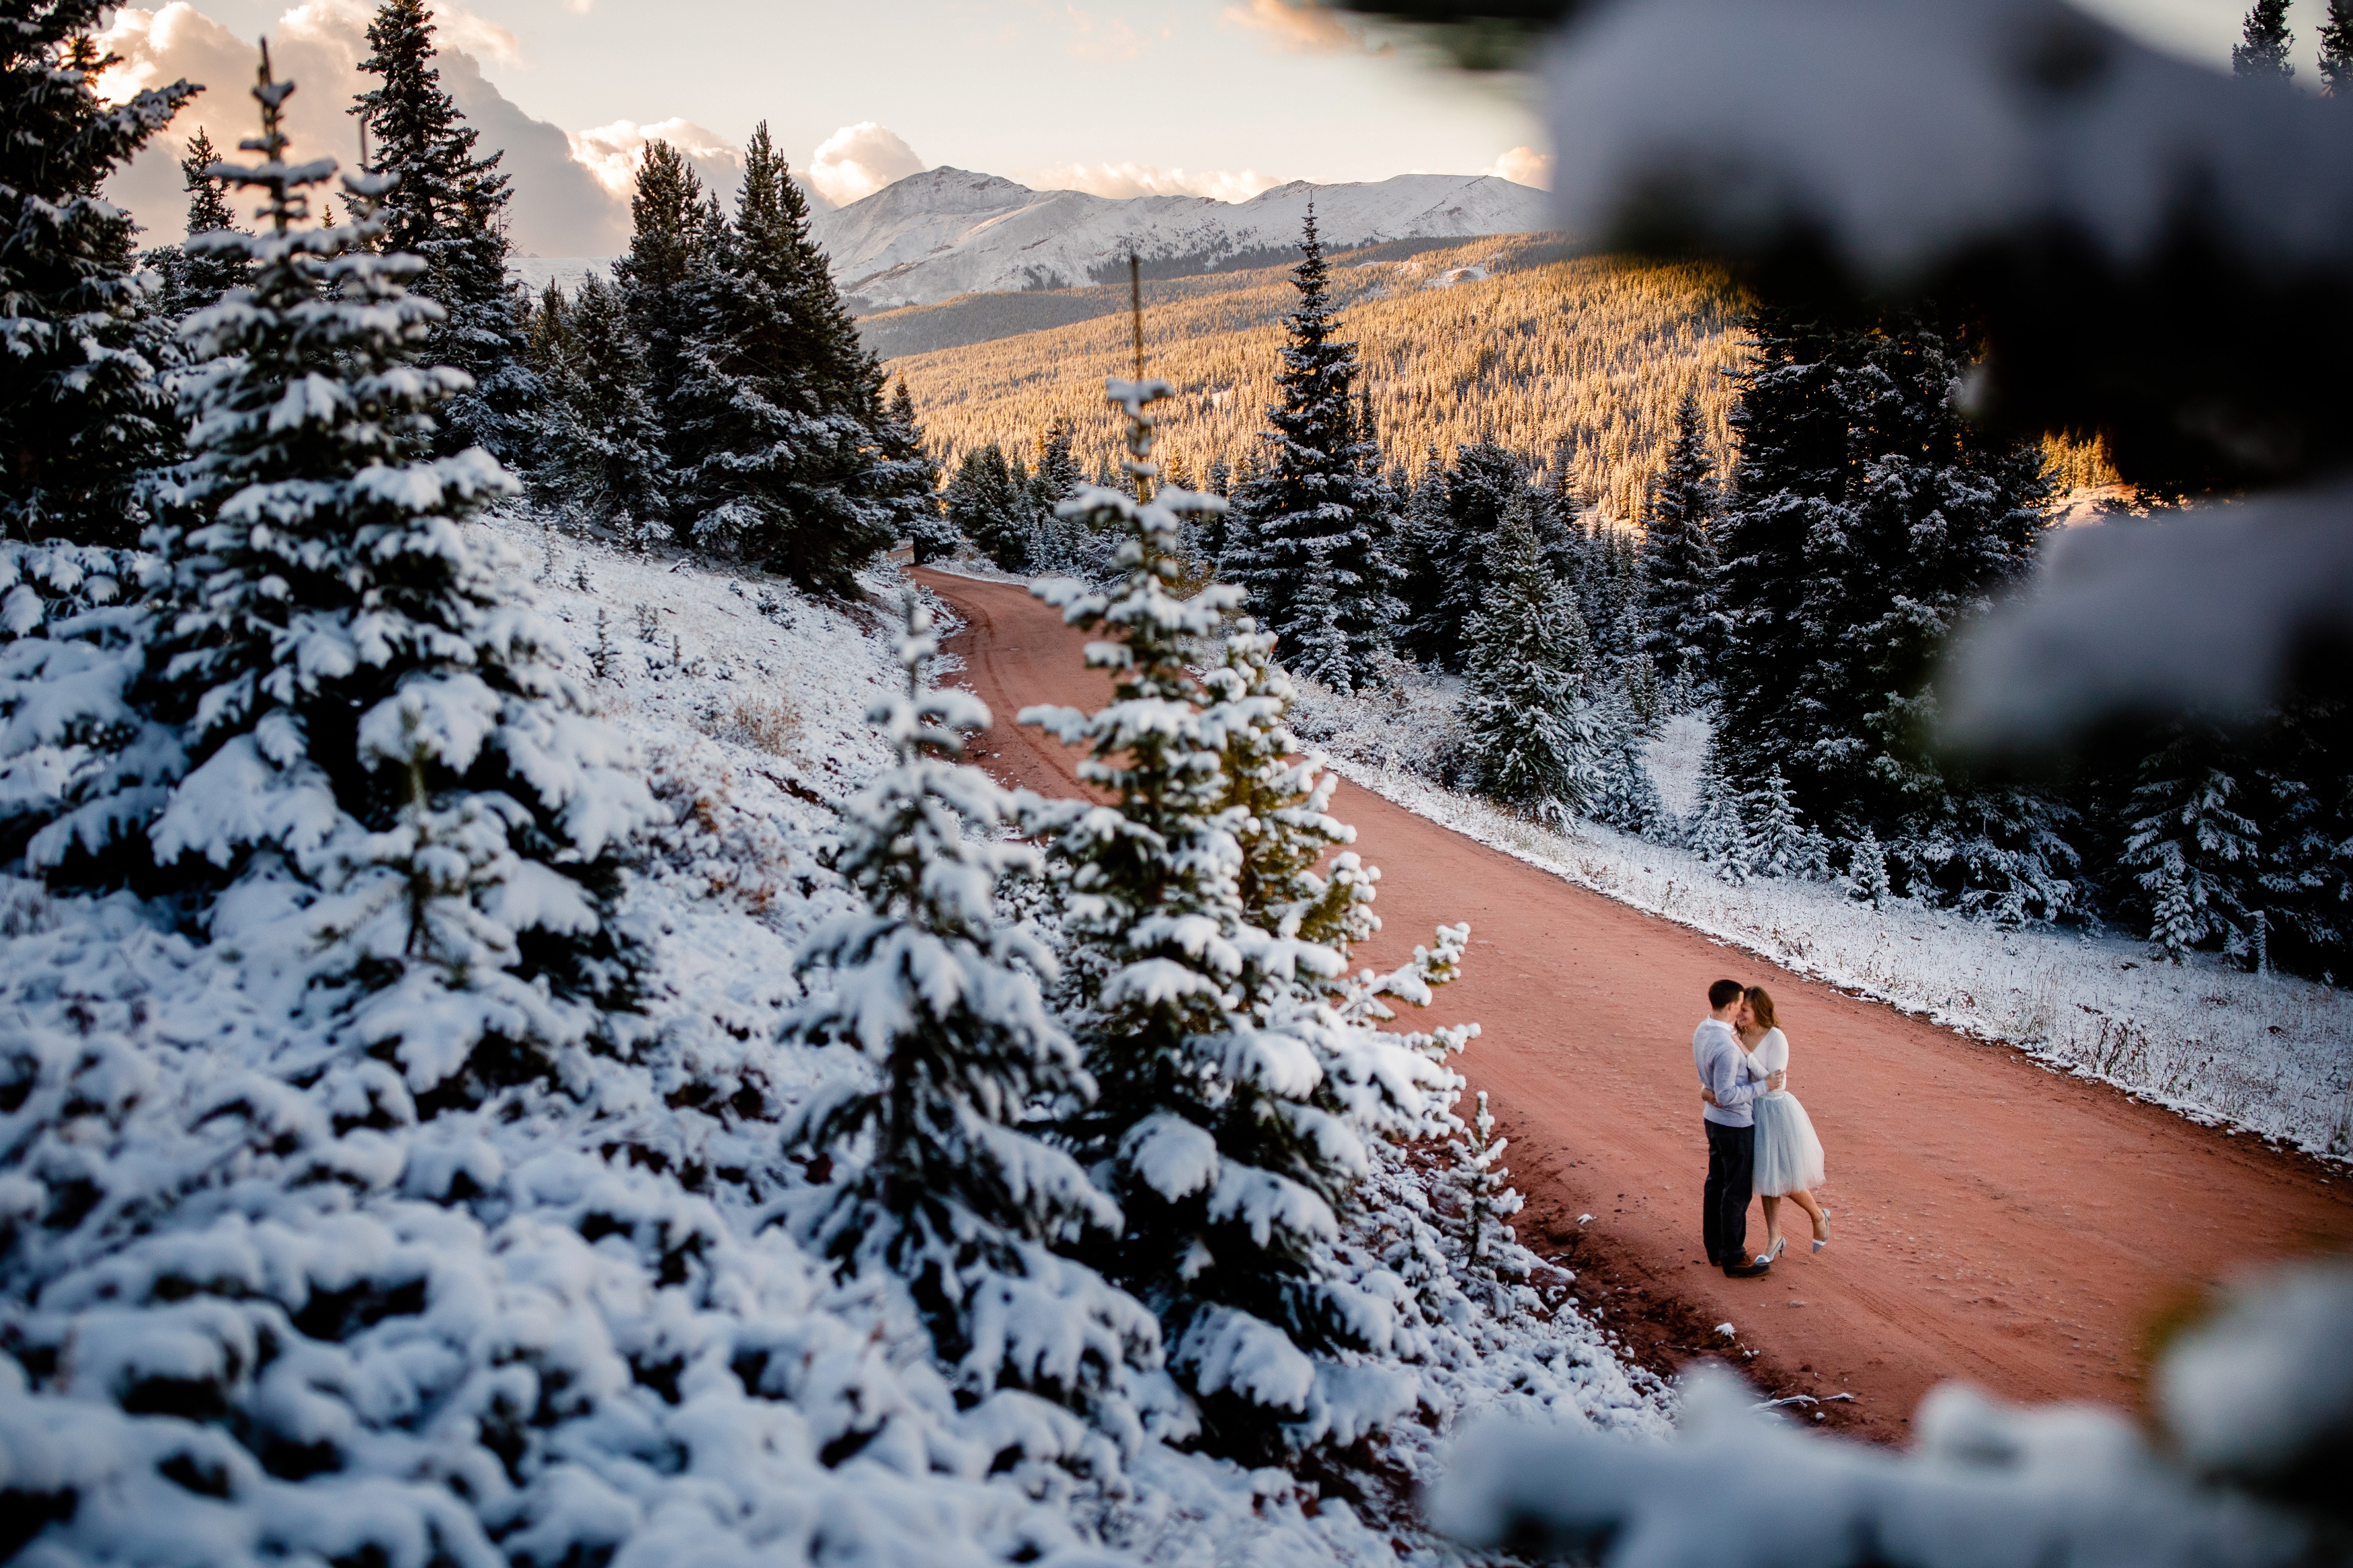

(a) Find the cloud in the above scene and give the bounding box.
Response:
[96,1,627,255]
[1023,161,1284,203]
[1062,4,1169,63]
[1485,145,1552,190]
[567,118,746,208]
[807,122,924,208]
[1220,0,1383,54]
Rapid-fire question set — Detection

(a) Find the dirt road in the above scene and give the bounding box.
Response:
[916,566,2353,1443]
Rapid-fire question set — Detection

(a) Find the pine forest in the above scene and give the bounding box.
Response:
[4,1,2352,1565]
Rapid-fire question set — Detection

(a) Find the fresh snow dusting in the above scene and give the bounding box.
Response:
[1290,684,2353,1163]
[808,169,1551,313]
[1,512,1670,1566]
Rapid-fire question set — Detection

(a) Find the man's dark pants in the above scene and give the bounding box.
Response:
[1704,1119,1755,1267]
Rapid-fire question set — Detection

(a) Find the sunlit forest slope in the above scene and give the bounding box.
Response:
[879,234,1752,522]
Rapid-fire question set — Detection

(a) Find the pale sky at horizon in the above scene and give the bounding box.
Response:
[97,0,2327,255]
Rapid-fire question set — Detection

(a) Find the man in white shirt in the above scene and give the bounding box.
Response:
[1695,977,1781,1278]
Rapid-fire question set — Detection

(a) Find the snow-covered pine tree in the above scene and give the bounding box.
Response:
[2124,727,2261,964]
[153,127,249,321]
[883,378,957,563]
[1285,543,1355,694]
[1686,732,1753,882]
[946,442,1032,571]
[1743,763,1807,880]
[1,3,195,546]
[1847,824,1894,907]
[2234,0,2295,79]
[1415,438,1527,671]
[1586,687,1668,839]
[47,52,654,1103]
[1638,390,1724,698]
[1390,444,1450,663]
[787,596,1155,1420]
[614,137,704,430]
[1224,208,1395,684]
[2254,704,2353,981]
[1023,377,1413,1459]
[2321,0,2353,94]
[352,0,534,463]
[1460,492,1598,823]
[1028,419,1088,574]
[671,123,896,595]
[1440,1090,1527,1292]
[530,269,672,544]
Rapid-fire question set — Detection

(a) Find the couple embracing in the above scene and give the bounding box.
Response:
[1693,977,1829,1279]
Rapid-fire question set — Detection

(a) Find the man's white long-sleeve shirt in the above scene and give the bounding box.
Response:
[1694,1018,1762,1128]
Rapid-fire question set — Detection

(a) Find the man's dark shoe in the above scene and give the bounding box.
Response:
[1722,1257,1771,1279]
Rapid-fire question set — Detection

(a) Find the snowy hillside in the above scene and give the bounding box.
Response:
[0,515,1669,1567]
[810,168,1552,313]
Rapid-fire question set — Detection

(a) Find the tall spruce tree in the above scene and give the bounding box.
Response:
[1460,493,1598,823]
[946,443,1031,571]
[882,378,955,562]
[2234,0,2295,79]
[2125,726,2262,965]
[352,0,532,462]
[670,123,897,595]
[155,127,249,321]
[1,3,196,545]
[787,598,1154,1418]
[1224,208,1395,682]
[1638,391,1724,696]
[2321,1,2353,94]
[1413,437,1529,671]
[1025,377,1418,1458]
[47,53,653,1099]
[613,139,704,429]
[530,270,670,544]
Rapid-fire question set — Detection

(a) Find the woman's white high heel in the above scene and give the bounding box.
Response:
[1755,1237,1786,1266]
[1812,1210,1832,1254]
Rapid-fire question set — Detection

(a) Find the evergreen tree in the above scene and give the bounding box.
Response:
[1224,208,1396,682]
[1639,391,1724,697]
[1,3,196,545]
[2254,704,2353,981]
[1459,493,1597,823]
[1586,688,1667,839]
[48,54,653,1100]
[530,270,671,545]
[670,123,897,595]
[1410,438,1530,671]
[2321,0,2353,95]
[154,127,249,321]
[787,597,1154,1415]
[1743,763,1809,880]
[2124,727,2261,964]
[1439,1091,1526,1291]
[1390,444,1451,665]
[353,0,533,462]
[1686,733,1752,882]
[946,443,1032,571]
[1027,419,1086,573]
[1025,377,1418,1458]
[2234,0,2295,80]
[883,378,956,563]
[1847,825,1893,907]
[613,138,705,428]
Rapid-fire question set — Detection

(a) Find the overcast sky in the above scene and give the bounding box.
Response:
[97,0,2328,257]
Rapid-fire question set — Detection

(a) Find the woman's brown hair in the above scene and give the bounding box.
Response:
[1744,985,1779,1030]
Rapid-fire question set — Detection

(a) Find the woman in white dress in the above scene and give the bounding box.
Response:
[1740,986,1829,1264]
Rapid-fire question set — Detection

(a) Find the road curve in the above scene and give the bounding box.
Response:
[916,566,2353,1443]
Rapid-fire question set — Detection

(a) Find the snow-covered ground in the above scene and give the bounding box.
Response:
[1291,684,2353,1163]
[2,515,1668,1567]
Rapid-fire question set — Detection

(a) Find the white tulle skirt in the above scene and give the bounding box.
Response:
[1753,1091,1825,1196]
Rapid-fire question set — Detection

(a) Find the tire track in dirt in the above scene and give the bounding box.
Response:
[916,566,2353,1443]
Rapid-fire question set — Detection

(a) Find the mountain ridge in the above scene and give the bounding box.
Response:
[808,166,1550,314]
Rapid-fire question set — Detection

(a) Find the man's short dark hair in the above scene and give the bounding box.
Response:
[1708,979,1745,1009]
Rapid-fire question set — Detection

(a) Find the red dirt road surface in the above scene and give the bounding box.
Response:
[915,567,2353,1443]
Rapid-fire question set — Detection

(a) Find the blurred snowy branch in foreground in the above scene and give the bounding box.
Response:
[1430,1260,2353,1565]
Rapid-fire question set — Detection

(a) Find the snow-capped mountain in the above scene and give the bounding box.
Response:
[810,167,1551,313]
